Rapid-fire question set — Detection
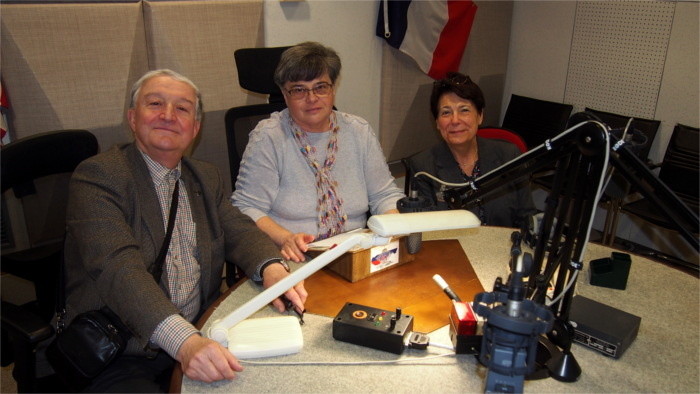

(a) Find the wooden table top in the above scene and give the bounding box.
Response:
[304,238,484,333]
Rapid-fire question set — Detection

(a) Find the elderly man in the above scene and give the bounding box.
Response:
[62,69,307,391]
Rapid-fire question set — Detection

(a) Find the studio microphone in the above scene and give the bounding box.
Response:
[396,189,433,254]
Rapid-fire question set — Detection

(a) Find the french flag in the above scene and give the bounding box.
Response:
[376,0,478,80]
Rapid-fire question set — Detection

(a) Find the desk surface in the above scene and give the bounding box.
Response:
[304,238,484,333]
[177,226,699,393]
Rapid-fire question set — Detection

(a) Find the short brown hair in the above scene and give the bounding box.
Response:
[274,42,341,87]
[430,72,484,119]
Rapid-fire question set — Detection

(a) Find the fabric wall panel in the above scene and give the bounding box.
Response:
[379,47,438,163]
[143,0,264,191]
[143,0,264,112]
[0,2,148,148]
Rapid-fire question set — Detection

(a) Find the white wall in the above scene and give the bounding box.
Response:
[502,1,575,109]
[263,0,382,134]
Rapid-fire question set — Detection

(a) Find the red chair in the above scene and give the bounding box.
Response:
[477,127,528,153]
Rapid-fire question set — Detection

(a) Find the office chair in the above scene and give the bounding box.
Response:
[225,46,289,190]
[1,129,98,393]
[477,127,528,154]
[224,46,289,286]
[619,123,699,258]
[501,94,573,150]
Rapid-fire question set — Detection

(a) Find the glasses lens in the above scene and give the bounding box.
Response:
[313,83,332,96]
[289,87,306,99]
[288,83,333,99]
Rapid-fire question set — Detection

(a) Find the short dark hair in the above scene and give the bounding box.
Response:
[430,72,485,119]
[274,41,341,87]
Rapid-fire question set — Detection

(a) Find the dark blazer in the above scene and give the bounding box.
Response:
[63,143,281,355]
[407,137,536,229]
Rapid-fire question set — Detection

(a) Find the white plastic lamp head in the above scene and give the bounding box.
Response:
[367,210,480,236]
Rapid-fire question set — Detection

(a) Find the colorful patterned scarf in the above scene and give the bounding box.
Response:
[290,113,347,239]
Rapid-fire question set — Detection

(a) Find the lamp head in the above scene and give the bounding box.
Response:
[367,210,480,237]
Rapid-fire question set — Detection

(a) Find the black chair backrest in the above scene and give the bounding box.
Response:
[234,46,290,103]
[585,107,660,162]
[1,130,98,252]
[226,46,291,189]
[225,102,287,188]
[658,123,699,211]
[1,129,98,195]
[501,94,573,150]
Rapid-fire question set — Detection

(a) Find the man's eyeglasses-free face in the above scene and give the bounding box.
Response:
[285,82,333,100]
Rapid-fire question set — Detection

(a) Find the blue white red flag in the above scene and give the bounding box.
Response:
[1,79,11,146]
[376,0,478,80]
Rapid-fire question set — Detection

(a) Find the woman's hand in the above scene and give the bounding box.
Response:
[255,216,315,262]
[280,232,315,262]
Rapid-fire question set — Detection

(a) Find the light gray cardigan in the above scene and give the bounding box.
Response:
[232,109,404,238]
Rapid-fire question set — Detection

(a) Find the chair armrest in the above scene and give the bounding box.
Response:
[1,301,54,344]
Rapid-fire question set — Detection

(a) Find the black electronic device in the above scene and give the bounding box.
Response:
[448,301,482,354]
[332,302,414,354]
[568,295,641,359]
[589,252,632,290]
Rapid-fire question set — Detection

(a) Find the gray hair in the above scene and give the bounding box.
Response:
[274,42,341,88]
[129,69,203,122]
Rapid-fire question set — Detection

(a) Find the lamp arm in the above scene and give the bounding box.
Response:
[208,232,388,346]
[442,121,599,210]
[609,140,699,251]
[440,120,611,308]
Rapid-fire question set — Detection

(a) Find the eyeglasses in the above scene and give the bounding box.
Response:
[285,83,333,100]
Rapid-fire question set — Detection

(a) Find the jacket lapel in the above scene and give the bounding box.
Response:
[181,160,211,308]
[123,144,169,290]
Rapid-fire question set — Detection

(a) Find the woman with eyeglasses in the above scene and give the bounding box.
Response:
[232,41,403,262]
[406,72,535,229]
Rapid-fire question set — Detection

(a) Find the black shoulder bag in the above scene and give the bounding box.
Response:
[47,182,179,390]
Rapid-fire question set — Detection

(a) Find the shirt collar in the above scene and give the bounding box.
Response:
[139,149,182,187]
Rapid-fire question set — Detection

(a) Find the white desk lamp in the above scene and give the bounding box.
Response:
[207,210,480,358]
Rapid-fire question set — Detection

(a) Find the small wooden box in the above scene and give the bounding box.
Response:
[308,235,415,282]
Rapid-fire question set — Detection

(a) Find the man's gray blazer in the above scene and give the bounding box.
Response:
[63,143,280,355]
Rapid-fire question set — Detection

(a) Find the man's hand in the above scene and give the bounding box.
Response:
[280,232,315,262]
[177,335,243,383]
[262,262,308,314]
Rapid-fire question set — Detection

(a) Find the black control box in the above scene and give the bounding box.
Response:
[332,302,414,354]
[569,295,641,359]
